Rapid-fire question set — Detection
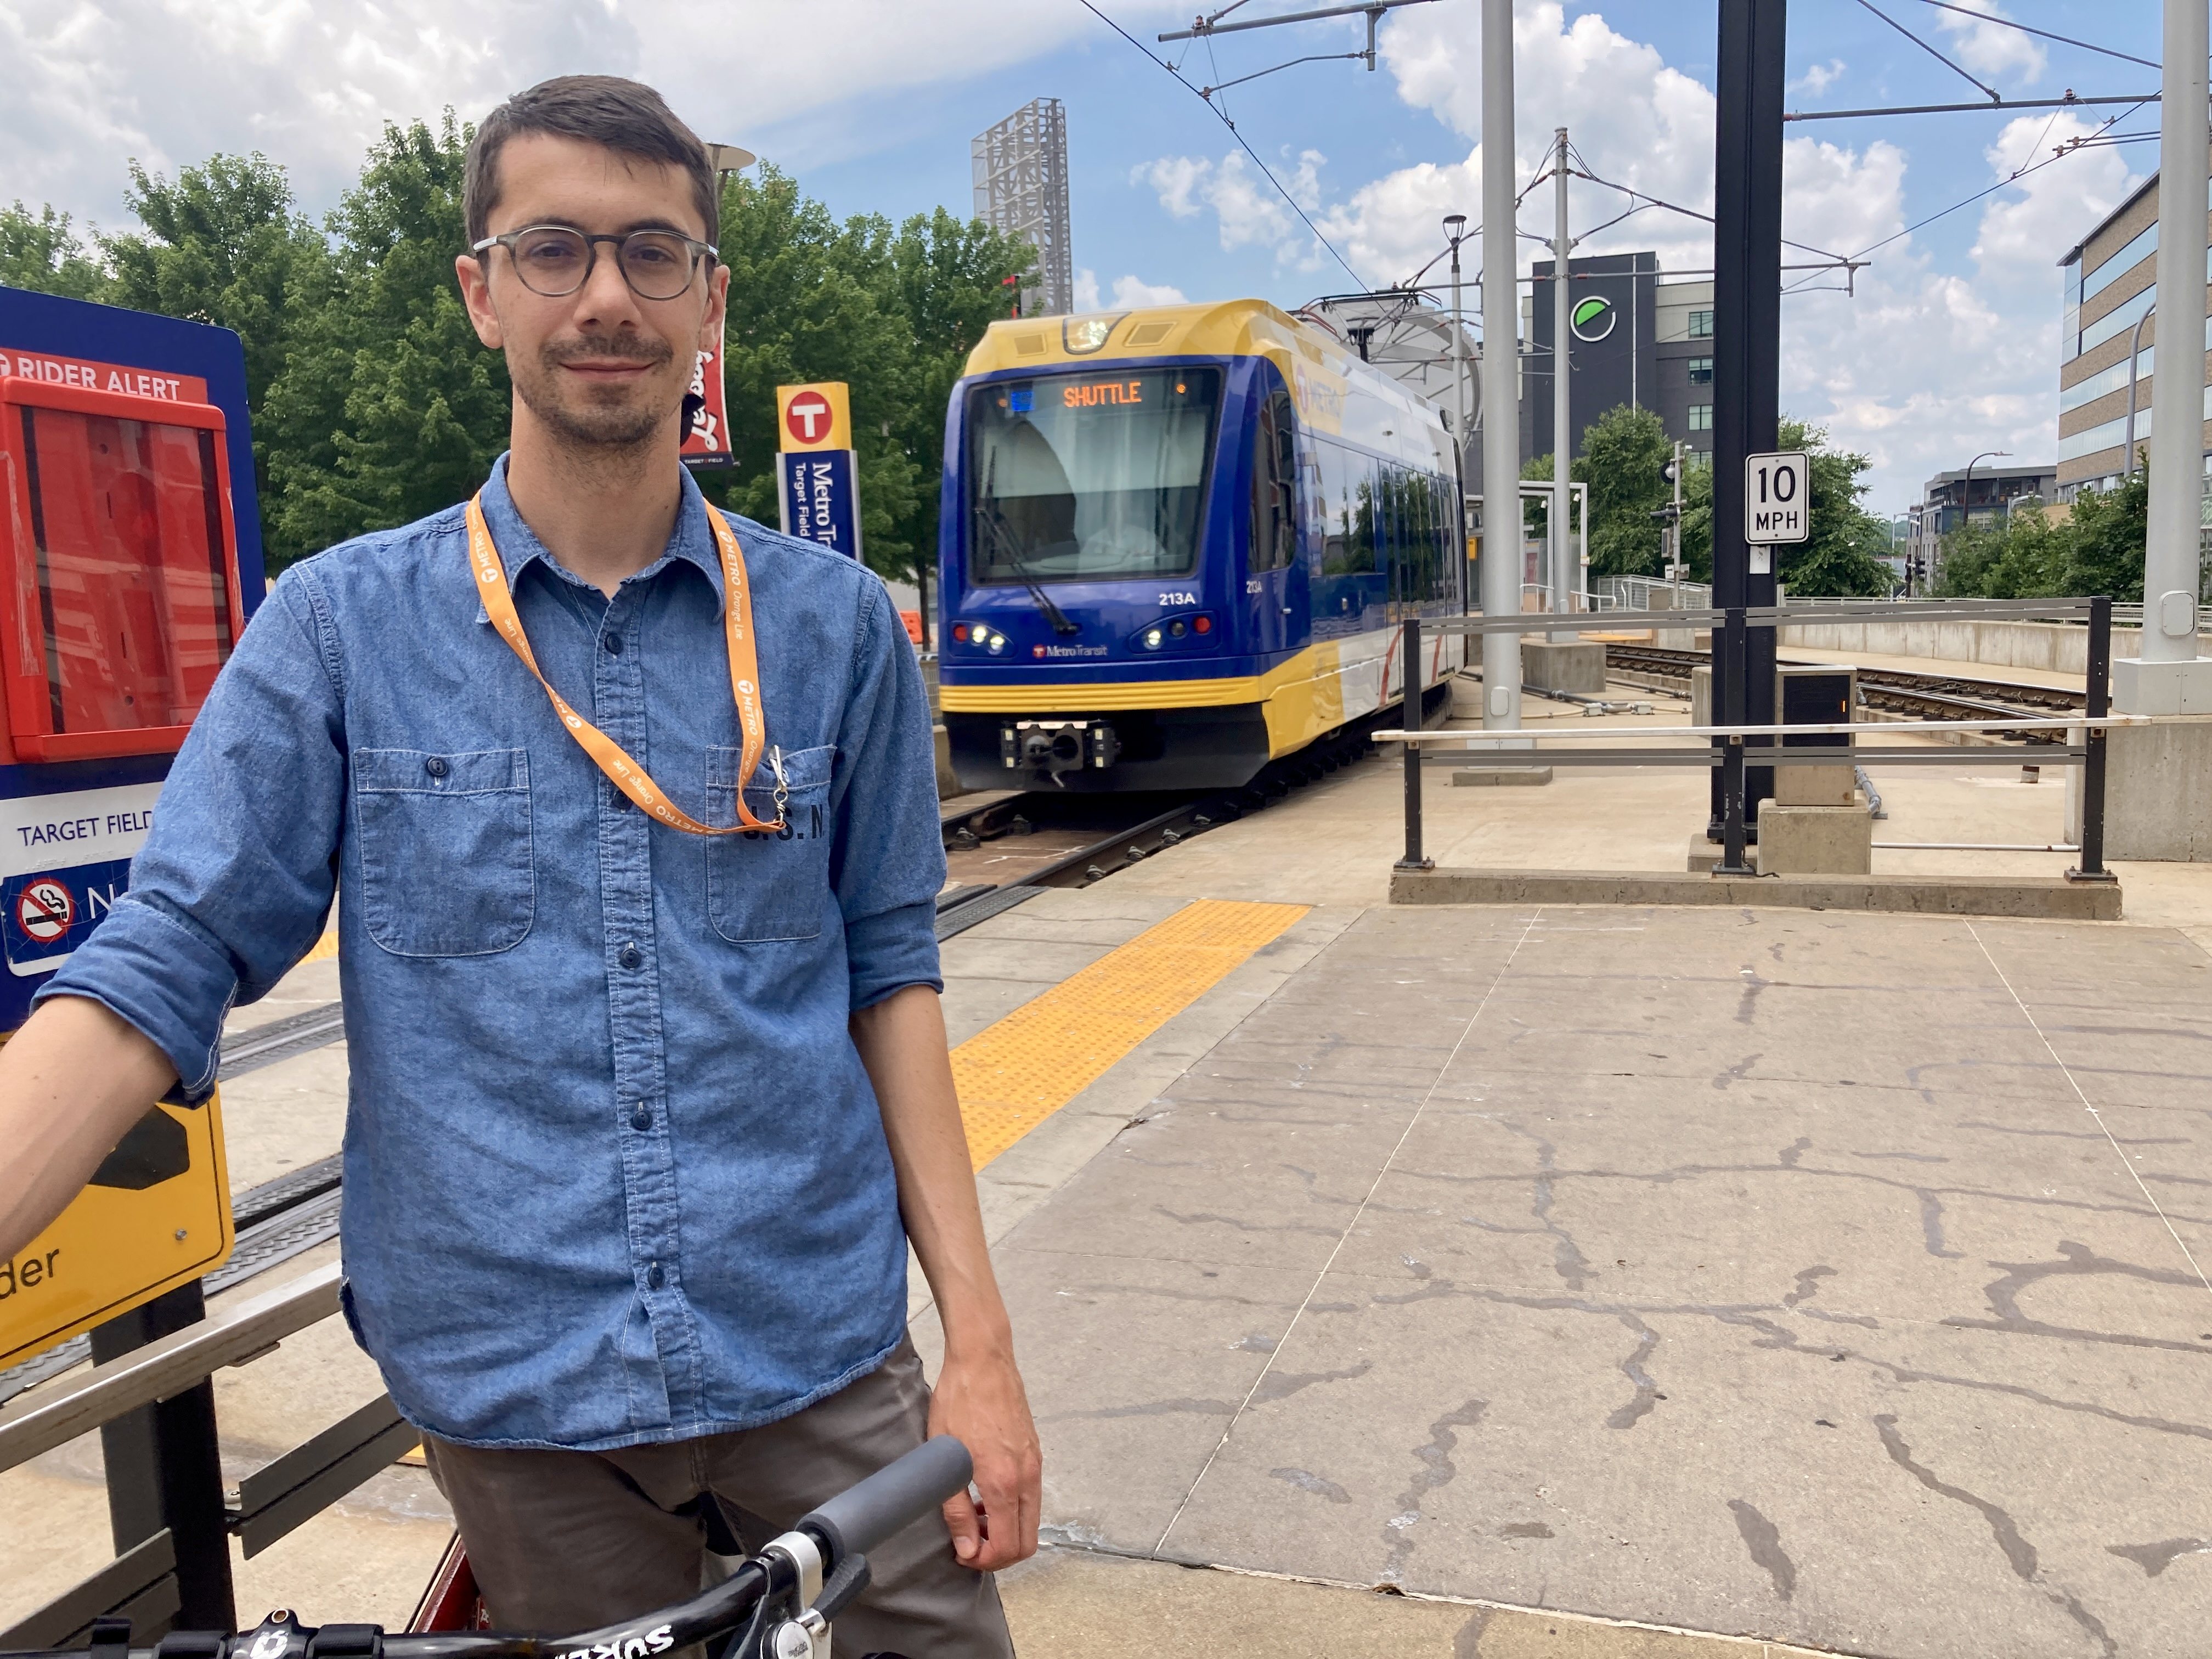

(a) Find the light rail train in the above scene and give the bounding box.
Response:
[935,299,1465,791]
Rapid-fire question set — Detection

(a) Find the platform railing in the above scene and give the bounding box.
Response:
[1384,596,2129,881]
[0,1262,413,1645]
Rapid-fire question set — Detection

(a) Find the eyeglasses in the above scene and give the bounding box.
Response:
[472,225,719,302]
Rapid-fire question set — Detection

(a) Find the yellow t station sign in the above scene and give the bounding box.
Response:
[0,1096,234,1369]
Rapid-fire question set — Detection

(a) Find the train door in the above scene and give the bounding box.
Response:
[1246,377,1300,656]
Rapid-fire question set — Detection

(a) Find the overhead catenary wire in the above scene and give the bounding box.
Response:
[1910,0,2160,71]
[1854,0,2002,103]
[1079,0,1368,289]
[1783,95,2154,290]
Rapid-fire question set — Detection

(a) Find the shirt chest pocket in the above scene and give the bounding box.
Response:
[706,743,834,943]
[355,748,535,957]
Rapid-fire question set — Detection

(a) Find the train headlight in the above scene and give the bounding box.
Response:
[1143,628,1164,650]
[986,630,1007,655]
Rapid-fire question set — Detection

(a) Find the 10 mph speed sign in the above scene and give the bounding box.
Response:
[1745,452,1809,544]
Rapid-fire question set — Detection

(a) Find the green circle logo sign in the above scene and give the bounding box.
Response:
[1570,295,1617,342]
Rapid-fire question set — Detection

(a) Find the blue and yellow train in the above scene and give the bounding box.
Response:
[935,298,1465,792]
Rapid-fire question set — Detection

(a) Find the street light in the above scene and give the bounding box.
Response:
[1952,449,2009,590]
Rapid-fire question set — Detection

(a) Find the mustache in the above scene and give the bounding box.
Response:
[542,332,673,368]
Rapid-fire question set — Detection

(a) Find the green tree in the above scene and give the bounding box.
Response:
[0,203,109,300]
[1933,471,2145,601]
[1521,403,1675,578]
[1675,418,1890,596]
[261,116,511,566]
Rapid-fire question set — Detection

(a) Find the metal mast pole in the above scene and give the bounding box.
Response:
[1707,0,1786,864]
[2141,0,2208,669]
[1550,127,1575,639]
[1479,0,1522,729]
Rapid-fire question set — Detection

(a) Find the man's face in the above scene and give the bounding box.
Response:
[456,132,727,453]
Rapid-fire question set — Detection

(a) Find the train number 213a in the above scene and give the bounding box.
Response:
[1157,590,1198,606]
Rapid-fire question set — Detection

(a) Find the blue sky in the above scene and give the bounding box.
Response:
[2,1,2168,511]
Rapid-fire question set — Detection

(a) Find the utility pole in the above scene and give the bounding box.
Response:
[2121,0,2210,708]
[1707,0,1786,868]
[1550,127,1576,640]
[1670,441,1686,597]
[1479,0,1523,730]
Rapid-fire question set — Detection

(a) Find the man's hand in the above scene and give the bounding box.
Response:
[929,1339,1041,1570]
[850,983,1045,1573]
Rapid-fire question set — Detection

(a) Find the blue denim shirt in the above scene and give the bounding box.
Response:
[42,458,946,1450]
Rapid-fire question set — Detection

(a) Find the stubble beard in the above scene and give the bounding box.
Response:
[512,331,679,460]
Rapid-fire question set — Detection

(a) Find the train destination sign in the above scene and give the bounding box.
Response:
[0,1094,235,1369]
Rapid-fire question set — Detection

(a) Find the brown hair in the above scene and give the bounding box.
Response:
[465,75,719,250]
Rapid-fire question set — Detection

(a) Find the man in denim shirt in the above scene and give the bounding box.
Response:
[0,76,1038,1656]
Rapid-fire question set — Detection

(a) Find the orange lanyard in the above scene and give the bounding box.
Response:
[465,493,785,834]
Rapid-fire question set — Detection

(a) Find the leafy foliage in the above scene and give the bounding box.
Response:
[0,203,108,299]
[1936,469,2146,601]
[3,132,1031,582]
[1676,417,1891,596]
[1521,404,1675,577]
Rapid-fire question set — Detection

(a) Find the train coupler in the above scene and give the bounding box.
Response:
[1001,719,1121,785]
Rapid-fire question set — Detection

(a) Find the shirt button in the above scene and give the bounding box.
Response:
[424,756,449,779]
[603,633,623,655]
[647,1262,665,1290]
[631,1104,652,1132]
[619,942,642,970]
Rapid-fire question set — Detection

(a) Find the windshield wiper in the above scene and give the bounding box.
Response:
[977,457,1080,636]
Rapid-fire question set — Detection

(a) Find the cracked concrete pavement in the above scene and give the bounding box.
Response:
[993,901,2212,1658]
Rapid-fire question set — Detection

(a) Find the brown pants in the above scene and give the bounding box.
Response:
[421,1339,1013,1659]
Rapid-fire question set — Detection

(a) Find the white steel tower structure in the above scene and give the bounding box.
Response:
[972,98,1074,318]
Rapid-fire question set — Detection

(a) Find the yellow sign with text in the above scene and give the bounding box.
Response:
[776,382,852,453]
[0,1096,234,1369]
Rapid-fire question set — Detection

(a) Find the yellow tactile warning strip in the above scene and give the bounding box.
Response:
[950,898,1310,1168]
[303,930,338,963]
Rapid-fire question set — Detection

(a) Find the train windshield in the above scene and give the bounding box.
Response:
[966,367,1220,583]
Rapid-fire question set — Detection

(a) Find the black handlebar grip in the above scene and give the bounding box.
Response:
[795,1436,973,1562]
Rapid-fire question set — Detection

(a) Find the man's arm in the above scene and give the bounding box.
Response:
[0,998,179,1261]
[850,983,1041,1572]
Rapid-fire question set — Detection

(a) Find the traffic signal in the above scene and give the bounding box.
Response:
[1660,459,1679,486]
[1650,504,1679,527]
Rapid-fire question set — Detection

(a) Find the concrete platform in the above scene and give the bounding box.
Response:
[983,901,2212,1658]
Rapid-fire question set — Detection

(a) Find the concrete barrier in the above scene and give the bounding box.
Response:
[1391,867,2121,920]
[1778,617,2212,678]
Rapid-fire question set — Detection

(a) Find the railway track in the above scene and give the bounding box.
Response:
[1604,645,2084,743]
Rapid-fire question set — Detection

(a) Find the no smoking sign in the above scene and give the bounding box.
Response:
[15,877,73,944]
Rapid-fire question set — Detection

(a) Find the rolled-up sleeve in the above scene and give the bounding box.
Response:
[828,577,946,1011]
[37,567,348,1099]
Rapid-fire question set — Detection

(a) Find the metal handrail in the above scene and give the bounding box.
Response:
[0,1262,340,1475]
[1440,598,2101,636]
[1375,712,2180,742]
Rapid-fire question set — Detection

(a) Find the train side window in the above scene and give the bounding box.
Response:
[1249,388,1297,572]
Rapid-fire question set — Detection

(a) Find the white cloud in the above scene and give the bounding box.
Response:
[1791,60,1846,99]
[1072,269,1188,310]
[1342,0,2135,505]
[1136,150,1325,263]
[0,0,1188,223]
[1932,0,2046,87]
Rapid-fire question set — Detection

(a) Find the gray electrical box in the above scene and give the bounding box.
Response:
[1775,664,1858,806]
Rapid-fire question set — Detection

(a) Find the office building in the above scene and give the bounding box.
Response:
[2055,170,2212,498]
[1516,255,1717,467]
[1904,462,2057,584]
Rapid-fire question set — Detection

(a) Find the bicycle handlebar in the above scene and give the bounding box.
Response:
[0,1436,975,1659]
[795,1432,971,1562]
